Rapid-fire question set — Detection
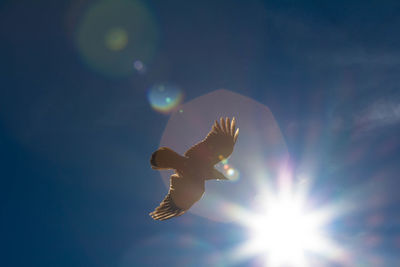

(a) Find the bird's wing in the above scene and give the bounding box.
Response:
[184,117,239,165]
[150,174,204,221]
[149,192,185,221]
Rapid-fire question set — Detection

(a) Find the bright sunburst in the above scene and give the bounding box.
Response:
[246,194,328,266]
[231,170,344,267]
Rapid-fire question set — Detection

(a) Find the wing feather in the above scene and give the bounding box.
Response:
[214,120,222,132]
[230,117,236,135]
[184,117,239,165]
[220,117,226,132]
[234,128,239,142]
[149,192,185,221]
[150,174,204,221]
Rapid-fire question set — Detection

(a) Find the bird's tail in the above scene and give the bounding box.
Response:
[150,147,186,170]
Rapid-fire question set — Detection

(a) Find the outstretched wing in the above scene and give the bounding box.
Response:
[184,117,239,165]
[149,192,185,221]
[150,174,204,221]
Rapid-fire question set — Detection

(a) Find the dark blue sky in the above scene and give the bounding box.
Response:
[1,0,400,266]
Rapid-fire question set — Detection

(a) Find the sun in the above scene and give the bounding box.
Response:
[233,175,343,267]
[245,194,328,266]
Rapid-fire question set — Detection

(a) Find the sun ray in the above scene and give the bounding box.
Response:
[228,167,347,267]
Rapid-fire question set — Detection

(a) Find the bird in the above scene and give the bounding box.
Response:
[149,117,239,221]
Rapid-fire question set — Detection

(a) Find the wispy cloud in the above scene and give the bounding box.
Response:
[354,98,400,132]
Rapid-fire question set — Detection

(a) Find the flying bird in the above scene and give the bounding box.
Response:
[150,117,239,221]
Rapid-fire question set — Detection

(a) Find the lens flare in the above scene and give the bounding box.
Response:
[105,27,128,51]
[159,89,288,222]
[133,60,146,74]
[75,0,158,76]
[148,83,183,113]
[226,167,240,181]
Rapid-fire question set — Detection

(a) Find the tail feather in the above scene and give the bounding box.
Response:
[150,147,185,170]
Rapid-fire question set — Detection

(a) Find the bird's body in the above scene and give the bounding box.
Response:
[150,117,239,221]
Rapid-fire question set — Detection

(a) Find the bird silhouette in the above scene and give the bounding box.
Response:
[149,117,239,221]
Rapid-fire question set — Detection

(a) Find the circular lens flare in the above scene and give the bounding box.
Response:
[226,167,240,181]
[75,0,158,76]
[133,60,146,74]
[159,89,289,222]
[105,27,128,51]
[148,83,183,113]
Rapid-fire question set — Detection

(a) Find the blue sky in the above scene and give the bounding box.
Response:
[1,0,400,266]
